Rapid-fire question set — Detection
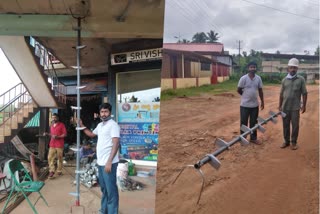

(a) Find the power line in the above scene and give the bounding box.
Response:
[169,0,226,39]
[166,1,198,27]
[190,1,226,37]
[240,0,319,21]
[304,0,319,5]
[175,1,213,31]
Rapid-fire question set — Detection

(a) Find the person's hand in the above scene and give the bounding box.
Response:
[43,132,48,137]
[79,119,85,127]
[260,102,264,110]
[51,135,58,139]
[104,162,112,173]
[301,105,306,114]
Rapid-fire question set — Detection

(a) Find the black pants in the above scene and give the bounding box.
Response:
[240,106,259,140]
[282,110,300,144]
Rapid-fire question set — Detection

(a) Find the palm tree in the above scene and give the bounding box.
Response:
[206,30,219,43]
[191,32,208,43]
[181,39,190,43]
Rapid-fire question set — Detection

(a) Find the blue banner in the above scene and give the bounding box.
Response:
[118,102,160,161]
[119,122,159,161]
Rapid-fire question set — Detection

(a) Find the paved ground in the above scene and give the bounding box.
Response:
[1,164,156,214]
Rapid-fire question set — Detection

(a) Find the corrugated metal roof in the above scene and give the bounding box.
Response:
[163,43,224,53]
[25,111,40,127]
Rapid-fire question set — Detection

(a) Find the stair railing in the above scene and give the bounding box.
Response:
[0,83,34,140]
[31,38,66,105]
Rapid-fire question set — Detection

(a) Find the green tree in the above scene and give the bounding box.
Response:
[242,51,247,57]
[181,39,190,43]
[191,32,208,43]
[129,95,140,103]
[233,49,264,73]
[315,46,319,55]
[153,97,160,102]
[206,30,219,43]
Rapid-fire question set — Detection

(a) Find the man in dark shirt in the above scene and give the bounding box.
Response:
[279,58,308,150]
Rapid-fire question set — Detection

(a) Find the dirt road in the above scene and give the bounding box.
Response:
[155,85,319,214]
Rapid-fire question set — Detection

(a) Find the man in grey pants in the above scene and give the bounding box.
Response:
[279,58,308,150]
[237,61,264,144]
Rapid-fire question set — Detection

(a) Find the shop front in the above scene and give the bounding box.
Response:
[109,40,162,165]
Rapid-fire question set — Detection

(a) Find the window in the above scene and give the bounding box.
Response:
[201,63,210,71]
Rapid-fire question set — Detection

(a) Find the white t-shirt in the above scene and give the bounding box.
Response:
[93,119,120,166]
[238,74,263,108]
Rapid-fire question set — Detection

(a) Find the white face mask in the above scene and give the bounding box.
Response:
[286,73,297,79]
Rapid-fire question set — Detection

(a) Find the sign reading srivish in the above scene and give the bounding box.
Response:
[111,48,162,65]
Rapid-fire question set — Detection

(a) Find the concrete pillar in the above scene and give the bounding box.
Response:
[108,67,117,119]
[38,108,49,161]
[182,54,185,78]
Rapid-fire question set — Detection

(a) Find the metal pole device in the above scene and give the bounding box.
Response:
[69,17,86,210]
[173,110,286,204]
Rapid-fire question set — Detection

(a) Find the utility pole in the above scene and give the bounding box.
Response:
[238,40,242,65]
[237,40,242,72]
[174,33,182,43]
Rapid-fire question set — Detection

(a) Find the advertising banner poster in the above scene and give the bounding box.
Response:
[118,102,160,161]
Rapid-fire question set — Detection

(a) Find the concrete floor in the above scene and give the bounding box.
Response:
[0,164,156,214]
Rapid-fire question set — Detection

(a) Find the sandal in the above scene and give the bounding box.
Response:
[250,139,262,145]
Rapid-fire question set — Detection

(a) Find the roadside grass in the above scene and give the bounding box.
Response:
[161,79,281,101]
[161,80,238,101]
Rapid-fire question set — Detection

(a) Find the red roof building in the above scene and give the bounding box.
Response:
[161,43,233,87]
[163,43,224,53]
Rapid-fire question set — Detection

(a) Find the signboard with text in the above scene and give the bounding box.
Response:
[111,48,162,65]
[118,102,160,161]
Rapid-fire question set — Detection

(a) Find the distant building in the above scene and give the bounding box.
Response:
[261,53,319,83]
[161,43,234,90]
[261,53,319,73]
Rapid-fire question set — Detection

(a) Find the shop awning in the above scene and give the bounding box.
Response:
[25,111,40,127]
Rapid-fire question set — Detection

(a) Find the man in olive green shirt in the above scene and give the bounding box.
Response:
[279,58,308,150]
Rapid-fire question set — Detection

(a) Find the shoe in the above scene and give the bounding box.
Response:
[57,172,63,176]
[280,143,290,148]
[291,144,298,150]
[49,172,54,178]
[250,139,262,145]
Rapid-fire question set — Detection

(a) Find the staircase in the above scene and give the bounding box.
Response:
[0,36,67,158]
[0,83,38,143]
[0,36,66,108]
[28,36,67,107]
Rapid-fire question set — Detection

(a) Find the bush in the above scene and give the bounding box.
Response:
[230,72,289,84]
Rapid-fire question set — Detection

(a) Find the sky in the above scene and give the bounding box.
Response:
[0,1,318,95]
[0,48,21,94]
[118,88,161,103]
[163,0,319,55]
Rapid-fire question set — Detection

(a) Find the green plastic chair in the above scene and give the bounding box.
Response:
[1,160,48,214]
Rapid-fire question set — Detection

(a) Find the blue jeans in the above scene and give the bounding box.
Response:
[98,163,119,214]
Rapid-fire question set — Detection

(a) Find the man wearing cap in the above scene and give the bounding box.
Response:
[237,62,264,144]
[279,58,307,150]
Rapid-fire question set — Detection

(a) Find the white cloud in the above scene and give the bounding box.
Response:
[0,48,21,94]
[164,0,319,55]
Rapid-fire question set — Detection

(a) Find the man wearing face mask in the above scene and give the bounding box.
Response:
[237,61,264,145]
[80,103,120,214]
[279,58,307,150]
[44,113,67,178]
